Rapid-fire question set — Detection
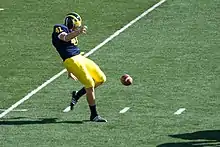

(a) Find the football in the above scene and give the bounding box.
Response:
[120,74,133,86]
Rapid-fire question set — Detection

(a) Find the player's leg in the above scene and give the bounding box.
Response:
[84,86,97,118]
[64,55,93,108]
[64,55,107,122]
[85,86,107,122]
[71,88,86,102]
[83,56,106,87]
[71,56,106,111]
[72,82,104,101]
[83,56,107,122]
[71,57,106,102]
[71,82,102,102]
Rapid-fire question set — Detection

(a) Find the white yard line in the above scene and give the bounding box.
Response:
[0,0,167,118]
[0,109,27,112]
[174,108,186,115]
[63,106,71,113]
[0,70,66,118]
[119,107,130,113]
[0,8,4,11]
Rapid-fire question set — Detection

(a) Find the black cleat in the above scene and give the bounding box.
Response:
[90,115,107,122]
[70,91,78,110]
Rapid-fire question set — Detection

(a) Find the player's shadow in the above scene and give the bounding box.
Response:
[0,117,88,125]
[157,130,220,147]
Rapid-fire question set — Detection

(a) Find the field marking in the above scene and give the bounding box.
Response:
[174,108,186,115]
[119,107,130,113]
[63,106,71,113]
[0,109,27,112]
[0,70,66,118]
[0,0,167,119]
[0,8,4,11]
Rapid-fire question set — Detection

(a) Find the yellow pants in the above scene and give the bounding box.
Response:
[63,54,106,88]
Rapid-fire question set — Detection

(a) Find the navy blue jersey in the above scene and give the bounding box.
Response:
[52,24,80,61]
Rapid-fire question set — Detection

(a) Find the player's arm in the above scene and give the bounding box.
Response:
[58,26,87,42]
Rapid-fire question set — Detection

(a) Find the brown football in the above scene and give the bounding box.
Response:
[120,74,133,86]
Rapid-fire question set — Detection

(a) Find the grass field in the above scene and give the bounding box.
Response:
[1,0,220,146]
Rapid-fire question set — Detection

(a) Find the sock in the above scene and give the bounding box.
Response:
[89,105,98,118]
[75,87,86,100]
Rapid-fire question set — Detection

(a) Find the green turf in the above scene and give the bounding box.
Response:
[1,0,220,147]
[0,0,159,108]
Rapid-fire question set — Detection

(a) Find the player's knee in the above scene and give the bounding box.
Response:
[85,79,95,88]
[99,74,106,83]
[94,74,106,85]
[85,87,94,92]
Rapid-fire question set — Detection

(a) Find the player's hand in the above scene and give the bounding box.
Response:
[79,25,87,34]
[68,72,78,81]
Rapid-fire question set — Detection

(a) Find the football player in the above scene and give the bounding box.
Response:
[52,12,107,122]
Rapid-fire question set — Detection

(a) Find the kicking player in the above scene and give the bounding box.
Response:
[52,12,107,122]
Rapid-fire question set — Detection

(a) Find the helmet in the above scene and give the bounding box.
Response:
[64,12,82,29]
